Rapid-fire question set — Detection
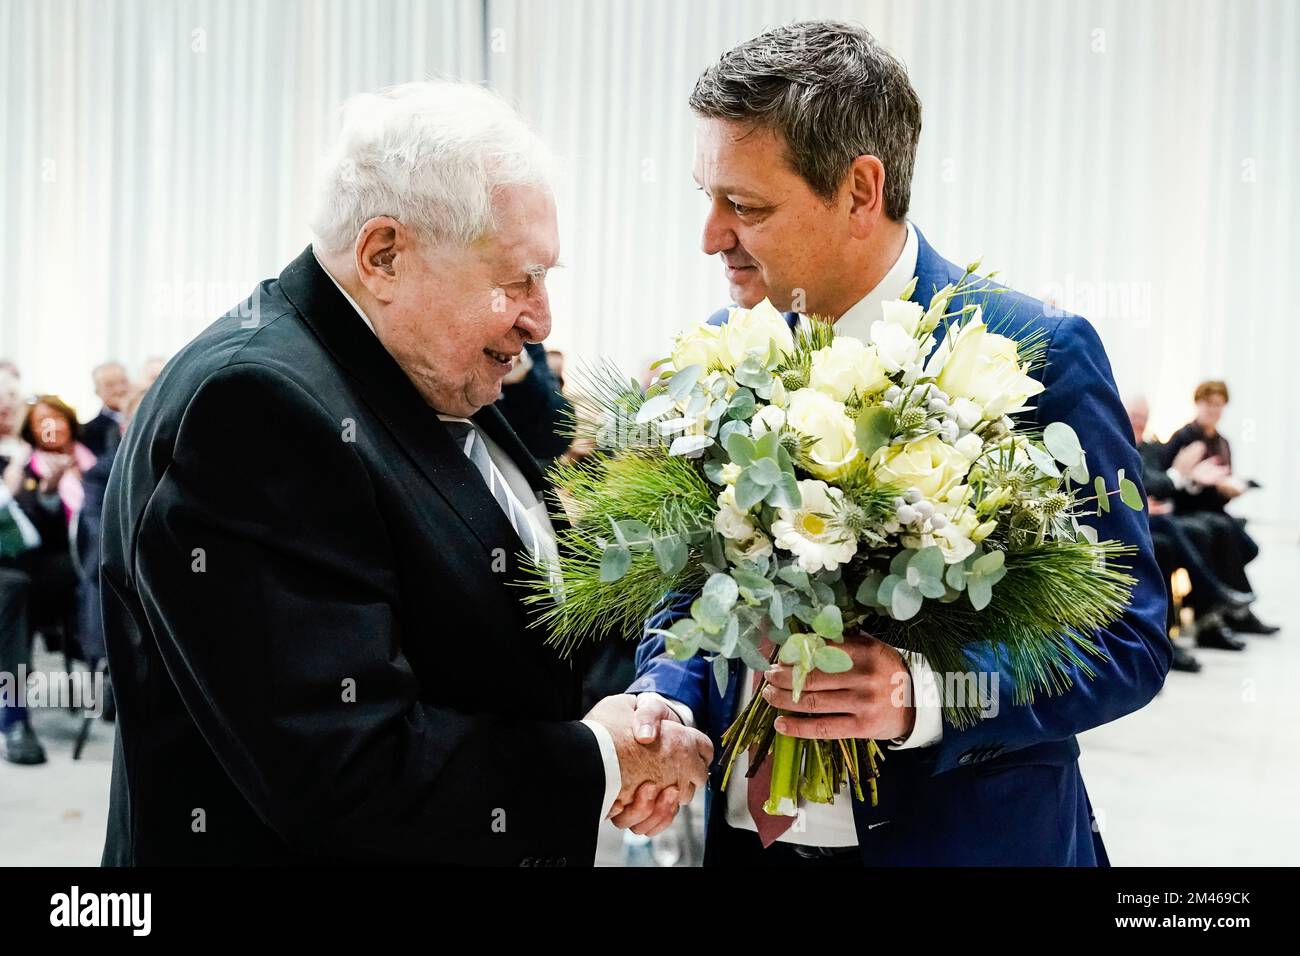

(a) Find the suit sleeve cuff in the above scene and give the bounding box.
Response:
[580,719,622,823]
[888,651,944,750]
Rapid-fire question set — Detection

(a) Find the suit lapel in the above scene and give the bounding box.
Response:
[275,246,527,564]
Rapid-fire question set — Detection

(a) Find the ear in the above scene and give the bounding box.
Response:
[845,155,887,240]
[354,216,407,303]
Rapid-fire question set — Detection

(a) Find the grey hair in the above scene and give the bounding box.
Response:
[690,20,921,220]
[309,80,556,255]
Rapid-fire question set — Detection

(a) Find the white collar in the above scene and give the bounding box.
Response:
[799,220,918,341]
[313,248,378,336]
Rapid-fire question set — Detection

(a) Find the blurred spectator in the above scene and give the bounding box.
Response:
[81,361,132,457]
[0,359,19,380]
[1159,381,1277,636]
[496,342,576,468]
[138,355,167,391]
[545,349,566,391]
[1127,396,1251,658]
[1,371,27,489]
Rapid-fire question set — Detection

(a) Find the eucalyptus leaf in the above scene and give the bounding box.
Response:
[635,393,675,424]
[652,534,689,576]
[667,364,702,401]
[811,605,844,640]
[813,645,854,674]
[703,572,739,609]
[1043,421,1083,465]
[746,458,780,487]
[1094,476,1111,513]
[725,432,758,467]
[1118,477,1143,510]
[854,405,894,457]
[599,545,631,582]
[967,575,993,610]
[1026,443,1062,478]
[735,471,769,510]
[712,655,731,697]
[669,434,714,456]
[727,388,756,420]
[890,580,923,620]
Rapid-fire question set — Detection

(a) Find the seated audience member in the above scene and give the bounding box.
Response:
[1160,381,1277,636]
[138,355,168,391]
[15,397,92,652]
[1127,396,1250,657]
[1,377,45,763]
[81,361,132,457]
[545,349,566,391]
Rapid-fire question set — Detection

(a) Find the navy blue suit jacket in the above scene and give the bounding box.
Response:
[628,225,1170,865]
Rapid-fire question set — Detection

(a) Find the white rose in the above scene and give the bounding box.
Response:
[749,404,787,439]
[868,433,971,500]
[809,336,891,403]
[927,314,1045,419]
[722,298,794,366]
[785,388,862,481]
[671,322,727,372]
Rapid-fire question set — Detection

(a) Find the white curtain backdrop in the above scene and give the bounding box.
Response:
[2,0,1296,520]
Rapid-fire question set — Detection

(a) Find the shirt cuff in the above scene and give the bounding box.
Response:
[637,692,696,730]
[888,651,944,750]
[579,719,622,824]
[1166,467,1188,491]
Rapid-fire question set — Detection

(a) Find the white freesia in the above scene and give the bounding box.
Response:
[722,298,793,366]
[950,397,984,430]
[750,404,787,438]
[808,336,891,403]
[879,298,926,337]
[953,432,985,461]
[869,318,925,374]
[771,480,858,573]
[719,462,742,485]
[714,487,755,541]
[785,388,862,481]
[927,313,1045,419]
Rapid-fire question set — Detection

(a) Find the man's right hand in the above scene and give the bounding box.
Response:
[584,693,711,837]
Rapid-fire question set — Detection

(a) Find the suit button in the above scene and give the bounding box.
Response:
[519,857,537,867]
[957,752,974,766]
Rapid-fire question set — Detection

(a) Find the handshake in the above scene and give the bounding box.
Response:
[585,693,712,837]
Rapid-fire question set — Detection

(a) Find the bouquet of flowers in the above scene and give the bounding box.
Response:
[522,265,1143,817]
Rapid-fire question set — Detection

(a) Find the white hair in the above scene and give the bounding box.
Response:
[309,80,556,255]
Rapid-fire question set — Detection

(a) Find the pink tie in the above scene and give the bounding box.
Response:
[747,634,795,847]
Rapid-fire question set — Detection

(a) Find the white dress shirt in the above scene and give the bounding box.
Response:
[650,221,945,847]
[312,252,623,827]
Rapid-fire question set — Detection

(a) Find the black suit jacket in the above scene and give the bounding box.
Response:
[100,247,604,866]
[81,409,121,458]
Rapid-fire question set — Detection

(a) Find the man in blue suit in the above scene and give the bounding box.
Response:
[615,20,1171,865]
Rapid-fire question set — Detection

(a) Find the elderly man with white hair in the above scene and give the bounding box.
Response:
[99,81,711,866]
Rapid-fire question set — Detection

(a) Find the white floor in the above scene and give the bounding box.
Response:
[3,525,1296,867]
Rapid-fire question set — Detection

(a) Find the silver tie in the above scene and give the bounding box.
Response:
[442,421,541,561]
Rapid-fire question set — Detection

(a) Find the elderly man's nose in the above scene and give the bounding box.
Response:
[516,300,551,345]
